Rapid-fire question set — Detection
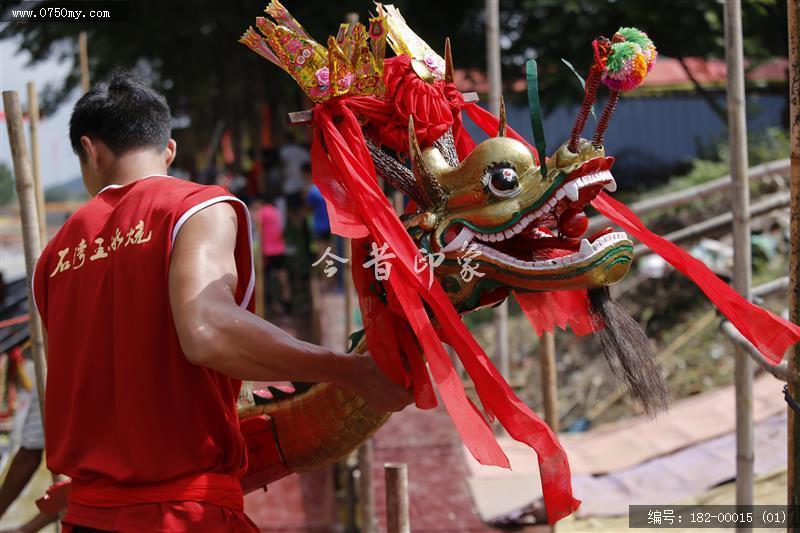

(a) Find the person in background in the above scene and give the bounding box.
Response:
[304,163,331,256]
[258,194,291,315]
[278,132,309,206]
[0,386,59,533]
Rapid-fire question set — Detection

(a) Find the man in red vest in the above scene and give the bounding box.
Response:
[32,73,412,532]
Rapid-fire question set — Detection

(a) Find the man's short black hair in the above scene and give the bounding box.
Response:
[69,72,171,158]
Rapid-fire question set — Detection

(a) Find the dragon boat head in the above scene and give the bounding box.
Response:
[375,107,633,314]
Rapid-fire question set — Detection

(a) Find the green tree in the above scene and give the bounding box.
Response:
[0,162,16,207]
[0,0,485,174]
[497,0,787,119]
[0,0,787,158]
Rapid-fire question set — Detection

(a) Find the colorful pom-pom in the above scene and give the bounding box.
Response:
[601,27,656,92]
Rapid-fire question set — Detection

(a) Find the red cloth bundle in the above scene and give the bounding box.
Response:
[309,58,580,524]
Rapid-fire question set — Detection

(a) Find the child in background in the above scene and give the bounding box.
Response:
[258,195,291,315]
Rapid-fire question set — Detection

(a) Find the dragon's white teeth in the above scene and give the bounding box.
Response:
[555,189,566,200]
[603,178,617,192]
[442,227,473,253]
[504,229,515,239]
[473,231,628,271]
[579,238,592,256]
[564,181,580,202]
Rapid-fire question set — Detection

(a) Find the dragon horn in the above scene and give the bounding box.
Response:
[408,116,447,208]
[497,95,508,137]
[444,37,454,83]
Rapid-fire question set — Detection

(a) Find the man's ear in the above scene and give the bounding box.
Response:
[165,138,177,167]
[80,135,100,172]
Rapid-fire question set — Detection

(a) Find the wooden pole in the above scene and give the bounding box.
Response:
[3,91,47,423]
[344,238,354,347]
[26,82,47,246]
[384,463,410,533]
[254,245,265,318]
[485,0,509,380]
[540,331,559,433]
[79,32,90,92]
[786,0,800,516]
[357,441,377,533]
[724,0,754,518]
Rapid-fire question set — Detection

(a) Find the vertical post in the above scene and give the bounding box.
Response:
[540,331,559,433]
[343,9,359,350]
[384,463,410,533]
[724,0,754,518]
[3,91,47,423]
[485,0,501,116]
[79,32,90,92]
[358,441,377,533]
[486,0,509,379]
[787,0,800,515]
[26,82,47,246]
[255,246,265,318]
[344,238,354,345]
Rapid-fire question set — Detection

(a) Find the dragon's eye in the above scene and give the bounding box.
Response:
[487,166,520,198]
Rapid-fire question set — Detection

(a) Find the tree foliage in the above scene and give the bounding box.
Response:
[0,162,16,207]
[0,0,787,167]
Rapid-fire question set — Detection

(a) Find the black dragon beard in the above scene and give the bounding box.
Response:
[588,287,670,416]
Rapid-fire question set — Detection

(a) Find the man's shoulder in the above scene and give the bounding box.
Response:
[133,176,233,208]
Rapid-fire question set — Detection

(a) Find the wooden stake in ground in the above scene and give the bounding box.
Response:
[26,81,47,246]
[384,463,410,533]
[540,331,559,433]
[3,91,47,423]
[79,32,90,92]
[724,0,754,517]
[787,0,800,515]
[357,441,377,533]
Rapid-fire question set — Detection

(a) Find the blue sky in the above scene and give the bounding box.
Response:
[1,36,81,187]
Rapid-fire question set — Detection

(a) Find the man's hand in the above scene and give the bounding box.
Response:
[342,352,414,412]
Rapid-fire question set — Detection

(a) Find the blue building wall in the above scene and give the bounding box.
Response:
[463,93,786,186]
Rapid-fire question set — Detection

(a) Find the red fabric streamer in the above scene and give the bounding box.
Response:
[515,291,597,337]
[592,191,800,363]
[311,96,580,523]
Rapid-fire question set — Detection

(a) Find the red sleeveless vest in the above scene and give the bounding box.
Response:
[33,176,254,499]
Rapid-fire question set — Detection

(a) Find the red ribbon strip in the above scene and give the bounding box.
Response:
[591,191,800,364]
[311,99,580,524]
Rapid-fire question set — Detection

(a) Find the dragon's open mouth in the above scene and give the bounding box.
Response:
[441,158,626,270]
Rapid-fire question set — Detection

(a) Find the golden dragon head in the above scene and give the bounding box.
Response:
[368,101,633,313]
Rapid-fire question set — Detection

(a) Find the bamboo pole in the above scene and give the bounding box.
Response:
[485,0,509,380]
[384,463,410,533]
[79,32,90,92]
[344,238,354,346]
[254,246,265,318]
[540,331,559,433]
[26,82,47,246]
[343,10,357,350]
[787,0,800,516]
[724,0,754,517]
[3,91,47,424]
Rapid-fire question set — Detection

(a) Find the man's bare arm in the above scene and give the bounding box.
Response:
[168,202,411,411]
